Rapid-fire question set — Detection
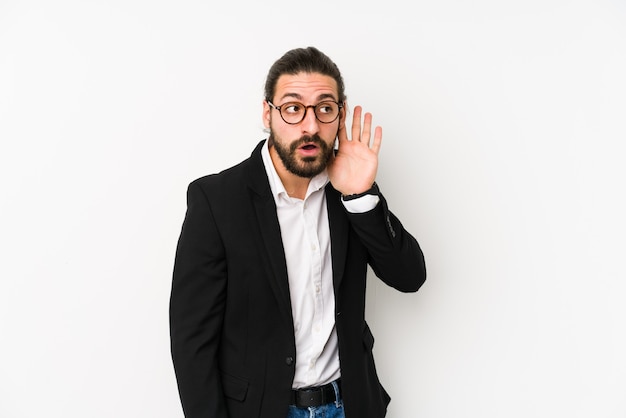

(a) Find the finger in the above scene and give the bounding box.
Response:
[362,112,373,146]
[371,126,383,155]
[351,106,362,142]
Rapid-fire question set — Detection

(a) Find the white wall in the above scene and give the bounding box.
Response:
[1,1,624,417]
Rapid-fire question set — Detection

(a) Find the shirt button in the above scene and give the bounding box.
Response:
[285,356,294,366]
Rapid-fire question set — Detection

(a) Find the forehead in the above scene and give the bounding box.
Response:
[274,72,338,102]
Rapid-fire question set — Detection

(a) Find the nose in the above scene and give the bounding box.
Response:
[300,106,320,134]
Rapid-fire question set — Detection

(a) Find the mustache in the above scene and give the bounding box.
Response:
[289,134,327,151]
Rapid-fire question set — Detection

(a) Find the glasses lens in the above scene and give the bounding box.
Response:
[315,102,339,123]
[279,102,305,124]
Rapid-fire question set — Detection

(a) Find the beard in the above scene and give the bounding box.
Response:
[269,131,335,178]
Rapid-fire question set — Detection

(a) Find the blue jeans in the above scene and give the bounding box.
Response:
[287,380,345,418]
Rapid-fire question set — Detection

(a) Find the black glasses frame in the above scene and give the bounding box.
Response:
[267,100,344,125]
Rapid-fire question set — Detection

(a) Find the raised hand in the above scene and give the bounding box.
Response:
[327,105,382,196]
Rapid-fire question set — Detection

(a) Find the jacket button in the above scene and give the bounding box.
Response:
[285,356,294,366]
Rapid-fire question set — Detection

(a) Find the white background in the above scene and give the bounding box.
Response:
[1,1,625,417]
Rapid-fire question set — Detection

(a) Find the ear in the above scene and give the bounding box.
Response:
[339,101,348,126]
[262,100,271,129]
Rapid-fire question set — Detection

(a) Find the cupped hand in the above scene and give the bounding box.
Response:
[327,105,382,195]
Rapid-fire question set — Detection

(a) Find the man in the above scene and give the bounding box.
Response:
[170,46,426,418]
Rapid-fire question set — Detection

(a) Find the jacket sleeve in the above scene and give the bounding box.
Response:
[170,180,229,417]
[346,189,427,292]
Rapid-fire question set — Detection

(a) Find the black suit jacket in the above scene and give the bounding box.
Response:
[170,140,426,418]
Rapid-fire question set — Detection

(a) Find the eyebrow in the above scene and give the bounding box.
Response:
[278,92,338,102]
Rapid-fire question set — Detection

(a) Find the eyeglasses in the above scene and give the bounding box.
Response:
[267,100,343,125]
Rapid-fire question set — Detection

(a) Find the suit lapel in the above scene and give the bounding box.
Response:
[326,185,349,294]
[246,141,293,326]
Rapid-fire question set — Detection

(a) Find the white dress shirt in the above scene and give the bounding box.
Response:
[261,141,378,389]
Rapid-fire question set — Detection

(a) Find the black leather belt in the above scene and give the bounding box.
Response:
[290,379,341,408]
